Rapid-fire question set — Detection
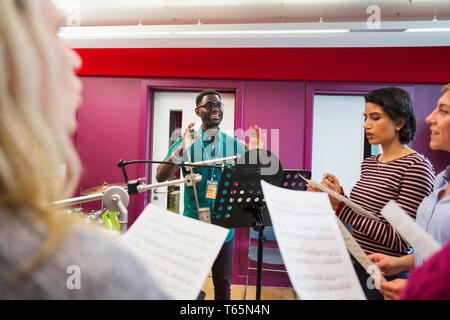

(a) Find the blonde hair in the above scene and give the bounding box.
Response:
[0,0,81,275]
[442,83,450,94]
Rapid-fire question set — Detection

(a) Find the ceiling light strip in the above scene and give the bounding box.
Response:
[174,29,350,35]
[404,28,450,32]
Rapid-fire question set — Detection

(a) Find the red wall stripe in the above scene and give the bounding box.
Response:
[75,47,450,84]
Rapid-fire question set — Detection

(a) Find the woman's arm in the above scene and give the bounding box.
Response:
[339,159,435,252]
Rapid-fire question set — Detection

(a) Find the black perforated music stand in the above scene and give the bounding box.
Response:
[211,149,311,300]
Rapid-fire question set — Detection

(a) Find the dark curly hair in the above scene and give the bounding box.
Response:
[364,87,416,144]
[195,89,221,107]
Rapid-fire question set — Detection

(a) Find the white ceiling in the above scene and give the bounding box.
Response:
[53,0,450,26]
[53,0,450,48]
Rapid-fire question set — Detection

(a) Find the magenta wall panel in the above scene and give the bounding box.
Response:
[76,77,142,223]
[242,81,307,170]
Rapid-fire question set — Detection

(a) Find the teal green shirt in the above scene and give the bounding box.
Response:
[164,128,246,242]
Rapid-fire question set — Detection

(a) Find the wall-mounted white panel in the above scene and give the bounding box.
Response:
[311,94,365,196]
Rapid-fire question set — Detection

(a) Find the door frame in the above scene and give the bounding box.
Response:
[139,79,244,214]
[304,82,414,171]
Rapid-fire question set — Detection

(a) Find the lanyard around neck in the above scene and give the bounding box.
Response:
[200,134,221,179]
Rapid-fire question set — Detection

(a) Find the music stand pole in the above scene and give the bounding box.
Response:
[251,205,266,300]
[210,162,280,301]
[257,227,264,300]
[211,161,311,300]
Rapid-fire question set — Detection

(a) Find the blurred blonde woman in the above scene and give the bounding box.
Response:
[0,0,166,299]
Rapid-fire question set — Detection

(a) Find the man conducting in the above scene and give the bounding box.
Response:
[156,89,262,300]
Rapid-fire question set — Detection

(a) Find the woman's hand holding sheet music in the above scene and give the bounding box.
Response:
[307,173,342,211]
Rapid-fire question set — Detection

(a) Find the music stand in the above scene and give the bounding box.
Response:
[211,149,311,300]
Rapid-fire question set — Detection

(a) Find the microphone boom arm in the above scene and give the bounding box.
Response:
[53,155,239,232]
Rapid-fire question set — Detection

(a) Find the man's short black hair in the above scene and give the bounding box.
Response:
[364,87,416,145]
[196,89,221,107]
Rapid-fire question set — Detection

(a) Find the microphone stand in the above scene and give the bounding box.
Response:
[54,175,202,233]
[53,156,238,232]
[117,157,238,224]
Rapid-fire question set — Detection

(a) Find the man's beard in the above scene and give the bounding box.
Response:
[202,112,222,129]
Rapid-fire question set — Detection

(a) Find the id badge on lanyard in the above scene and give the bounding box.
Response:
[206,178,218,199]
[202,135,221,200]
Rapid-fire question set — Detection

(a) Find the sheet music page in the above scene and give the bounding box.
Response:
[381,200,442,260]
[116,203,228,300]
[336,218,386,283]
[261,180,366,300]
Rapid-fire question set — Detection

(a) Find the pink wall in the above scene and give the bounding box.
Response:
[76,77,142,223]
[243,81,306,170]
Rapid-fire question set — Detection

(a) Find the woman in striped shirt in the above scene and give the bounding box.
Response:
[311,87,435,258]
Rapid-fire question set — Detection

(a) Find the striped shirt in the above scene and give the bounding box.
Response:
[337,153,435,257]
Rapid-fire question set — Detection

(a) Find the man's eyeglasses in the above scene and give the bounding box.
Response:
[197,101,224,110]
